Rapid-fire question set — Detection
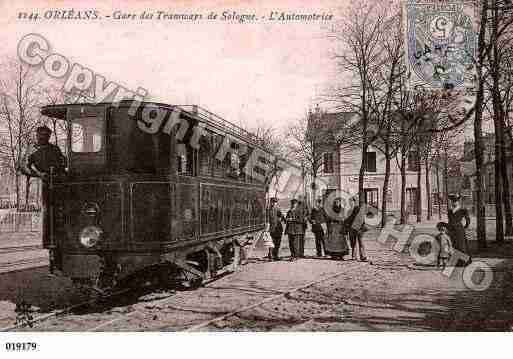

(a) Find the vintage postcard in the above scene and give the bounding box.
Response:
[0,0,511,357]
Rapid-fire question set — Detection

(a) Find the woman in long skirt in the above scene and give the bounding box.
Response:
[324,198,349,260]
[448,194,471,266]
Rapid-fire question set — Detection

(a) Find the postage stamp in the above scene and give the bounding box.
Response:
[403,0,478,90]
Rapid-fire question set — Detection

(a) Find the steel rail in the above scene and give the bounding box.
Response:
[181,268,350,332]
[0,256,48,270]
[0,287,133,332]
[0,245,43,254]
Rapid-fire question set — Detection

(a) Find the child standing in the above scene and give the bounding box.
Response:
[436,222,453,270]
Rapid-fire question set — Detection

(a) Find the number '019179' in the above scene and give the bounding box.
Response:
[5,342,37,351]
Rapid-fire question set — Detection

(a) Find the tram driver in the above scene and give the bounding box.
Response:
[23,125,67,254]
[26,125,67,179]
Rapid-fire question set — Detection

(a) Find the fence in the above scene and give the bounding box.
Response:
[0,211,42,233]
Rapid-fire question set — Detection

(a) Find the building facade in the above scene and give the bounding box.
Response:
[312,110,450,219]
[462,134,513,216]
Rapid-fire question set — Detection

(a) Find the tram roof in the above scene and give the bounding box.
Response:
[41,101,299,170]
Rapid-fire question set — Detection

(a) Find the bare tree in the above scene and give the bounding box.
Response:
[328,0,391,206]
[0,59,44,210]
[285,111,325,203]
[483,0,513,240]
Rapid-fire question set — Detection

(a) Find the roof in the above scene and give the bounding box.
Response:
[307,111,359,145]
[41,101,270,155]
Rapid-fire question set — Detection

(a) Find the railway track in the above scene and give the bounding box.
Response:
[0,269,218,331]
[0,287,135,332]
[1,259,374,332]
[0,244,43,255]
[0,256,48,271]
[181,267,352,331]
[82,264,358,332]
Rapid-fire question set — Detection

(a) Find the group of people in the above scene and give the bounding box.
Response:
[435,193,472,269]
[267,192,472,268]
[266,196,368,262]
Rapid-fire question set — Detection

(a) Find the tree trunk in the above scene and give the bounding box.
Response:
[492,1,504,243]
[15,173,20,211]
[436,164,442,220]
[444,151,449,215]
[416,149,422,223]
[381,154,391,228]
[52,119,58,145]
[25,176,30,207]
[425,158,431,221]
[359,133,368,208]
[400,152,407,224]
[472,0,488,249]
[312,172,317,205]
[500,132,513,236]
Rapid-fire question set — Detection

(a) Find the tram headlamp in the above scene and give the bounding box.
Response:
[79,226,103,248]
[81,202,100,217]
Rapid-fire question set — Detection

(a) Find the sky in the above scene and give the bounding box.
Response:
[0,0,341,134]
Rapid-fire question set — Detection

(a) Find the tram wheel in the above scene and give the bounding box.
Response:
[161,264,203,290]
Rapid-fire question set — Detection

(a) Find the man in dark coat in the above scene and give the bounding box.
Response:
[26,126,66,178]
[297,199,308,257]
[285,199,306,261]
[24,126,66,249]
[267,197,284,260]
[310,198,327,257]
[345,197,367,262]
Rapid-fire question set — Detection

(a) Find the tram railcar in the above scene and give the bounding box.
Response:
[40,101,273,290]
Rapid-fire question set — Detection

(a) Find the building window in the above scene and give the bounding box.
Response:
[364,188,379,208]
[323,152,334,174]
[364,151,376,172]
[488,191,495,204]
[407,151,420,171]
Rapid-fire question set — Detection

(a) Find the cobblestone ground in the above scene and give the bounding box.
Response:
[1,226,512,331]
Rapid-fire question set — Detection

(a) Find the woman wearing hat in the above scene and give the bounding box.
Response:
[324,197,349,260]
[448,194,471,265]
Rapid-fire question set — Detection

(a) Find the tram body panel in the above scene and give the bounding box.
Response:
[40,101,270,288]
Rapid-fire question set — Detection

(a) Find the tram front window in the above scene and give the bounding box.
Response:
[71,117,103,153]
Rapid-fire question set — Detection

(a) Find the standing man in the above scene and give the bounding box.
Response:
[24,126,66,269]
[285,199,306,261]
[310,198,327,257]
[345,197,368,262]
[26,126,66,181]
[296,199,308,257]
[267,197,284,261]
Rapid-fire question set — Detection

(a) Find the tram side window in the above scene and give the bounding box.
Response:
[128,125,170,173]
[212,134,225,178]
[242,147,255,183]
[109,107,170,173]
[155,133,171,172]
[176,142,194,176]
[227,143,240,179]
[71,117,102,153]
[238,151,248,183]
[198,132,214,177]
